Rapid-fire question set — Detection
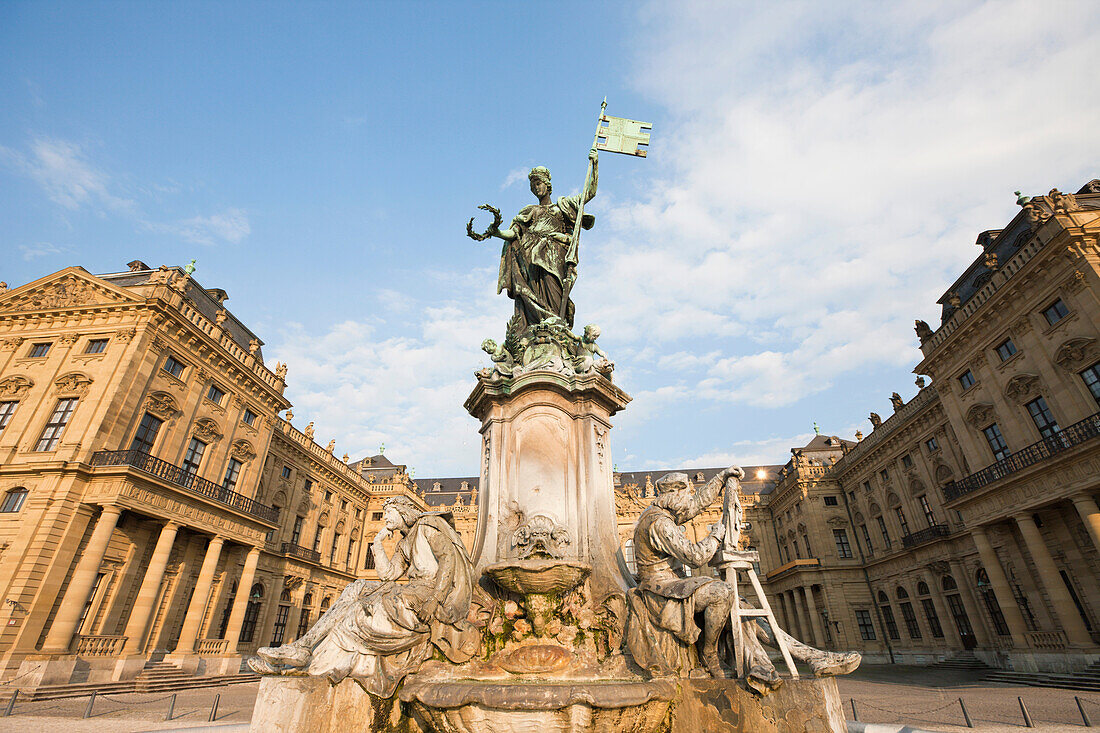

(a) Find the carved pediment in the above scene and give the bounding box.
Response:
[934,464,954,484]
[965,403,996,428]
[926,560,950,575]
[0,270,139,314]
[192,417,222,443]
[54,372,92,397]
[1003,373,1041,403]
[144,391,179,419]
[230,439,256,462]
[0,376,33,398]
[317,511,330,528]
[335,519,346,533]
[1054,337,1098,372]
[825,516,847,527]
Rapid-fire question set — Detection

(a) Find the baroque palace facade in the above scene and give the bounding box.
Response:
[0,178,1097,686]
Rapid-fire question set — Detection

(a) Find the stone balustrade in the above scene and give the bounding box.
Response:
[198,638,230,655]
[75,634,128,657]
[1026,630,1069,650]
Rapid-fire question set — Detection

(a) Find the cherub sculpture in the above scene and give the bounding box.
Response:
[248,496,479,697]
[480,338,515,378]
[572,324,613,375]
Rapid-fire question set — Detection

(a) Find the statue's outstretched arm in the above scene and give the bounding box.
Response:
[685,465,743,520]
[584,148,599,203]
[649,516,720,569]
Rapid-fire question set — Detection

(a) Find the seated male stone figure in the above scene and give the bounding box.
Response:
[626,468,860,694]
[249,496,479,697]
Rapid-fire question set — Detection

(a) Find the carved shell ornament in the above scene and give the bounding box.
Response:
[0,376,33,398]
[965,403,996,429]
[54,372,92,397]
[230,439,256,462]
[145,391,179,419]
[192,417,222,443]
[1054,337,1097,371]
[1003,373,1041,403]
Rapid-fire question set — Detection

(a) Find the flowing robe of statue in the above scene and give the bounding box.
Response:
[300,513,479,696]
[497,195,593,332]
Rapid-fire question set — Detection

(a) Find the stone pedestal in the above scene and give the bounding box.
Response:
[669,677,846,733]
[13,655,77,688]
[465,370,631,598]
[249,675,395,733]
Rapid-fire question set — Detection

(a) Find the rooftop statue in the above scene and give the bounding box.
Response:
[625,468,860,693]
[248,495,480,696]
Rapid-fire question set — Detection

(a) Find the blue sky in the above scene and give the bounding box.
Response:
[3,1,1099,476]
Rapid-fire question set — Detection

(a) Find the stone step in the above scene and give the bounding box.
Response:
[0,672,258,702]
[983,671,1100,692]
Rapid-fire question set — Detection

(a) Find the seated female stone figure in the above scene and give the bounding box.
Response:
[626,469,860,694]
[249,496,479,697]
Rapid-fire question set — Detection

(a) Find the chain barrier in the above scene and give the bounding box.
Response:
[0,664,43,687]
[853,697,962,717]
[98,692,178,705]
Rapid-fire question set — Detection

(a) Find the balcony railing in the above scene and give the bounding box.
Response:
[280,542,321,564]
[943,411,1100,502]
[901,523,950,548]
[765,558,820,580]
[91,449,280,524]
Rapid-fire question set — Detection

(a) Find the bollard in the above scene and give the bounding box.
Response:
[83,689,97,719]
[1018,696,1033,728]
[959,697,973,728]
[851,698,859,721]
[1077,696,1093,728]
[209,692,220,722]
[166,692,177,722]
[3,690,16,717]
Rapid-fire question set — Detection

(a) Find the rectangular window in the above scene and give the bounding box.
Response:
[876,515,891,547]
[1025,396,1061,439]
[0,401,18,433]
[281,465,291,479]
[341,499,348,511]
[129,412,163,454]
[296,609,312,640]
[303,478,314,493]
[856,610,876,640]
[880,468,889,482]
[802,535,813,558]
[207,384,226,404]
[920,598,945,638]
[324,490,333,503]
[28,342,51,358]
[1042,298,1069,325]
[242,408,258,426]
[860,524,874,555]
[925,437,940,452]
[290,516,303,546]
[84,338,109,354]
[958,370,976,390]
[271,605,290,646]
[372,511,383,521]
[862,481,872,493]
[312,528,323,553]
[880,604,901,640]
[182,437,207,476]
[1081,362,1100,407]
[329,533,339,562]
[163,354,185,378]
[346,539,356,568]
[823,496,838,506]
[222,458,243,492]
[0,488,28,513]
[900,602,922,639]
[35,398,77,451]
[918,495,936,527]
[239,601,261,643]
[901,454,913,469]
[983,423,1010,461]
[833,529,853,558]
[895,508,910,536]
[995,338,1018,361]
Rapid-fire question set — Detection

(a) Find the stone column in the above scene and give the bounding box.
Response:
[803,585,827,648]
[788,591,805,640]
[774,591,792,632]
[174,536,224,653]
[969,528,1028,647]
[224,547,261,653]
[41,506,123,653]
[791,586,815,645]
[1071,494,1100,556]
[1013,513,1092,646]
[122,521,181,654]
[947,558,991,647]
[285,596,303,644]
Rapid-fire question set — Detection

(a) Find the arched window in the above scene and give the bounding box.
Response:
[320,596,332,612]
[917,580,930,596]
[877,590,889,603]
[942,575,957,591]
[622,538,637,575]
[896,586,909,599]
[0,488,27,513]
[976,569,1010,636]
[239,583,265,643]
[280,589,292,603]
[302,592,313,607]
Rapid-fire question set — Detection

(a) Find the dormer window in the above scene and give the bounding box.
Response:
[433,482,442,492]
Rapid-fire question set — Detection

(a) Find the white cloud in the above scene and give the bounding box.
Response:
[19,242,67,261]
[150,208,252,246]
[500,166,531,190]
[0,138,134,213]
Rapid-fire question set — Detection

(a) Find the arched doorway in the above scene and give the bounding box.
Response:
[942,575,976,649]
[975,569,1010,637]
[239,583,264,644]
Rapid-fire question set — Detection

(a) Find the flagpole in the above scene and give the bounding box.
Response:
[558,98,607,321]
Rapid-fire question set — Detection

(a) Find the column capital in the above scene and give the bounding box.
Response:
[99,504,123,517]
[163,520,183,531]
[1071,492,1097,506]
[1011,512,1036,526]
[245,545,262,558]
[207,535,226,547]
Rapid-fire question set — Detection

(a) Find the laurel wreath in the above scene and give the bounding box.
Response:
[466,204,503,241]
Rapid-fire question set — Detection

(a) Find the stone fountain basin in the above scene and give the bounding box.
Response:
[485,558,591,596]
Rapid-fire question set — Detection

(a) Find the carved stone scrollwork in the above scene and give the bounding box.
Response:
[1054,337,1098,372]
[192,417,222,443]
[926,560,950,576]
[317,511,330,528]
[512,515,572,559]
[115,327,136,342]
[6,276,103,312]
[965,403,996,429]
[1065,269,1087,294]
[0,376,34,398]
[58,334,79,345]
[825,515,848,527]
[1049,188,1080,215]
[144,391,180,420]
[54,372,92,397]
[1003,373,1041,404]
[230,438,256,462]
[0,337,25,352]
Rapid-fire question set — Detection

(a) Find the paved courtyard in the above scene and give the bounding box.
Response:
[0,665,1096,731]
